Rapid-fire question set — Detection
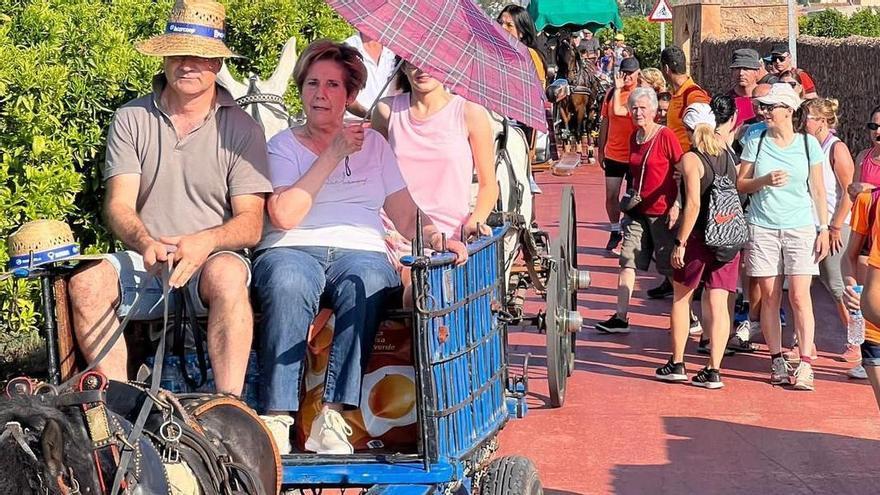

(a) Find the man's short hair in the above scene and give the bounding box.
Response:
[660,46,688,75]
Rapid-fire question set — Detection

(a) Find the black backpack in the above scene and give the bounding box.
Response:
[697,149,748,262]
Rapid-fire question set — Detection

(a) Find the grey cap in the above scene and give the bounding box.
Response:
[620,57,640,73]
[730,48,762,70]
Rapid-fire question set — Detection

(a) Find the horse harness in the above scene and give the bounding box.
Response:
[236,75,296,129]
[3,262,275,495]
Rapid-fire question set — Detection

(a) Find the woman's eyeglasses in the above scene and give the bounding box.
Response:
[867,123,880,131]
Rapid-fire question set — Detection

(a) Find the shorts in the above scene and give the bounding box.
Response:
[104,250,251,320]
[861,340,880,367]
[620,213,675,276]
[603,158,630,178]
[746,224,819,277]
[818,225,849,300]
[672,235,740,292]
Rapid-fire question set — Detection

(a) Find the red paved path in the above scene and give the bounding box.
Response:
[497,165,880,495]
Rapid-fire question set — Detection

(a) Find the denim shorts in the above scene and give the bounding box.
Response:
[861,340,880,367]
[104,250,250,320]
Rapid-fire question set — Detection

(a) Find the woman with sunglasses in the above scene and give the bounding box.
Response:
[737,83,830,391]
[778,70,804,99]
[849,106,880,199]
[801,98,858,364]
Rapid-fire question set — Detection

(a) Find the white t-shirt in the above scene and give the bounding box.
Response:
[344,34,398,118]
[258,129,407,253]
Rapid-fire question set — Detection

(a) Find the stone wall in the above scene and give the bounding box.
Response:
[697,35,880,151]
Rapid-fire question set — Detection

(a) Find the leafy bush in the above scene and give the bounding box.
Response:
[800,7,880,38]
[596,16,662,69]
[0,0,351,376]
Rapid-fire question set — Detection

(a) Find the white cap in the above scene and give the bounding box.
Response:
[683,102,716,131]
[755,83,802,110]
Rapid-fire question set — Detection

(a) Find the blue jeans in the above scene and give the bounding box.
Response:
[253,246,400,412]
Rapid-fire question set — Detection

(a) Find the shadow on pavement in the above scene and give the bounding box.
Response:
[611,416,880,495]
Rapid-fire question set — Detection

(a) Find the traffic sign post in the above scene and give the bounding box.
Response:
[647,0,673,53]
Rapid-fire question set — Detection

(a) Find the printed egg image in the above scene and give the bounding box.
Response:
[368,373,416,419]
[361,366,417,436]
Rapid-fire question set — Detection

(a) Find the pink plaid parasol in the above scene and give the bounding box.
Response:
[326,0,548,132]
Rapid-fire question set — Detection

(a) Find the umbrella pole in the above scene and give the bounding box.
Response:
[363,58,406,122]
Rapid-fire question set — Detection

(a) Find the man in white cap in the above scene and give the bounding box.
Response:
[68,0,272,397]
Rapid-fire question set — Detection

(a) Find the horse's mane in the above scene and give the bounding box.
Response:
[0,396,95,494]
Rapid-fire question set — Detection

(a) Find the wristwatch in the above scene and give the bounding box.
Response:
[817,224,829,232]
[673,238,686,247]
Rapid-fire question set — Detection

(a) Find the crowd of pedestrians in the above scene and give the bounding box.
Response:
[588,42,880,401]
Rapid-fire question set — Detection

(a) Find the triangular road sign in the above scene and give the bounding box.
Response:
[648,0,673,22]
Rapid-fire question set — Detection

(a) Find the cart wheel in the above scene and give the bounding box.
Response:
[545,186,583,407]
[479,456,543,495]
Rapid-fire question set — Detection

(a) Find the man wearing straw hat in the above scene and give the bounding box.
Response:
[68,0,272,397]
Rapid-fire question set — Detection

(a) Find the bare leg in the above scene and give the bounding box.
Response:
[748,275,762,322]
[617,267,636,318]
[670,281,694,363]
[707,288,732,370]
[400,267,413,310]
[68,261,127,381]
[757,276,784,354]
[604,177,623,226]
[788,275,816,358]
[199,254,252,396]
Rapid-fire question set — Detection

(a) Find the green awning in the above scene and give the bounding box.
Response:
[527,0,623,33]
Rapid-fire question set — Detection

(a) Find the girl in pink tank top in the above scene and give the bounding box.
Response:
[853,106,880,192]
[373,58,498,261]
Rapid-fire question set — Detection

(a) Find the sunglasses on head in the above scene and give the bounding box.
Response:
[771,55,787,63]
[868,123,880,131]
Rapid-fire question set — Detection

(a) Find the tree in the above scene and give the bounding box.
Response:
[597,16,662,69]
[799,7,880,38]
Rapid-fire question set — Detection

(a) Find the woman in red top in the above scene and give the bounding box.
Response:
[596,87,683,334]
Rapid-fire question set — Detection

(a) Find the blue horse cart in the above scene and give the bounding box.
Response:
[280,223,532,494]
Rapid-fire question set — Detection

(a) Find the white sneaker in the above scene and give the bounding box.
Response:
[304,409,354,454]
[792,361,815,391]
[260,414,295,455]
[847,364,868,380]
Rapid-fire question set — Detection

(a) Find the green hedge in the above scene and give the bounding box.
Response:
[0,0,351,376]
[800,7,880,38]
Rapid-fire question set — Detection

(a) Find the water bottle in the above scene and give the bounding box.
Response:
[848,285,865,346]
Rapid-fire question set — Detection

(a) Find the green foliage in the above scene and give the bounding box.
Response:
[596,15,662,69]
[0,0,351,375]
[799,7,880,38]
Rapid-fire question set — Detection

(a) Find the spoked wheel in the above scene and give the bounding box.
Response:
[546,186,587,407]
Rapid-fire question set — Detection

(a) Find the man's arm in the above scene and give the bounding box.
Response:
[104,174,170,271]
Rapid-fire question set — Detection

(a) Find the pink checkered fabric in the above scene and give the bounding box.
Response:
[327,0,548,132]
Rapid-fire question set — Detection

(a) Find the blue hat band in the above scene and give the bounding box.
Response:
[165,22,226,41]
[9,243,81,270]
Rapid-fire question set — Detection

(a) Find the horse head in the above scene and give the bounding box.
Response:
[0,396,100,494]
[217,36,299,141]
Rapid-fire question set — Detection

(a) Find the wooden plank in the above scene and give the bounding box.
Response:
[53,276,79,381]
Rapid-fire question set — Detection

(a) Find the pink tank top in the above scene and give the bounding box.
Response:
[387,93,474,238]
[861,152,880,187]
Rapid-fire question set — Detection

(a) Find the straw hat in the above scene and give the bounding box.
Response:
[136,0,240,59]
[6,220,92,271]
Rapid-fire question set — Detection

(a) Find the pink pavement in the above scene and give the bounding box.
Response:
[498,165,880,494]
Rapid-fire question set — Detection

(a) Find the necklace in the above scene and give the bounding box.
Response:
[636,125,660,145]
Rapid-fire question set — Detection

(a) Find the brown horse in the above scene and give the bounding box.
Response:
[554,40,602,157]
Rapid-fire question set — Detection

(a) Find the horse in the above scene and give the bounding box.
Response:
[217,36,299,141]
[0,372,281,494]
[554,39,602,158]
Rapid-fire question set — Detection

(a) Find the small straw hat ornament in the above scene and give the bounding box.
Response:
[7,220,89,271]
[136,0,240,59]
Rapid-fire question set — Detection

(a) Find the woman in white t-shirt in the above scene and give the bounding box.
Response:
[252,41,467,455]
[801,98,857,362]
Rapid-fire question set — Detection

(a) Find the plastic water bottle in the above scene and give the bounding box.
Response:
[848,285,865,346]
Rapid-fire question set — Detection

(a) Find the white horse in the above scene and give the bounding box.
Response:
[216,37,299,141]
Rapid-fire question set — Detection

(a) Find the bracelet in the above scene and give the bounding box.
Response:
[829,225,841,232]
